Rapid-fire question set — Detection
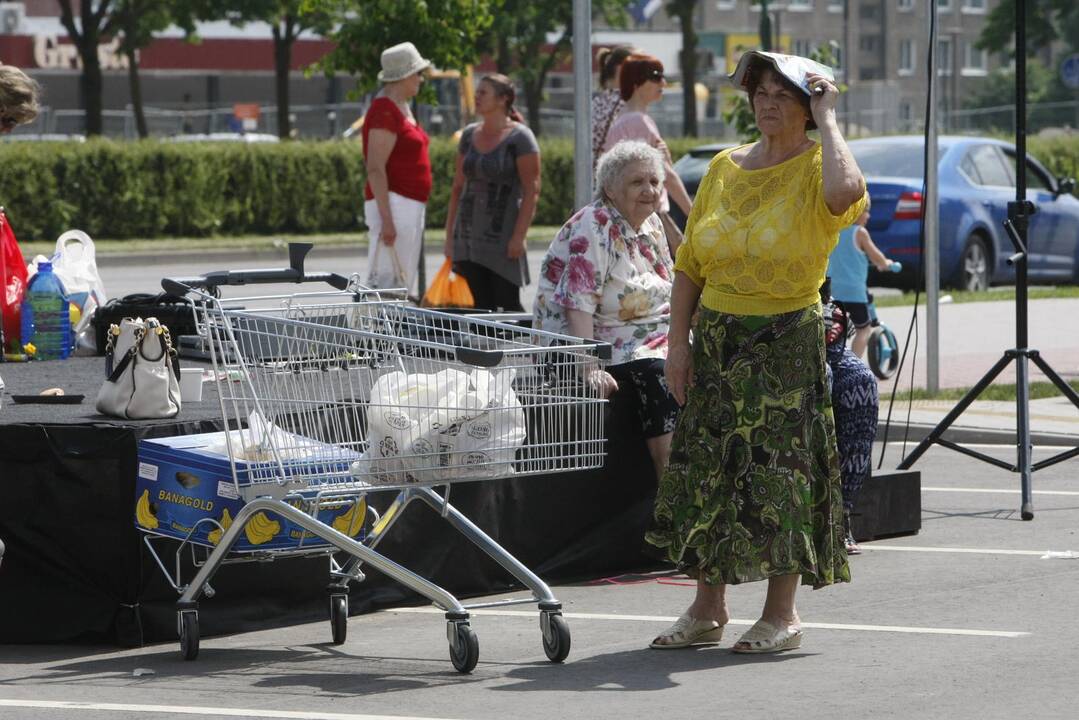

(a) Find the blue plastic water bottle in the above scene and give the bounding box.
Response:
[20,261,71,360]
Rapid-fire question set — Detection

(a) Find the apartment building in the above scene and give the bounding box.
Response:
[604,0,1002,136]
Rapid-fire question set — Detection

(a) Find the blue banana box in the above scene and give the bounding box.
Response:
[136,432,365,551]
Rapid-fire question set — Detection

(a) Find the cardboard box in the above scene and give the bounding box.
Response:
[136,431,365,551]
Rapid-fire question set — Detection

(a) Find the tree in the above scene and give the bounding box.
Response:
[667,0,700,137]
[221,1,333,139]
[307,0,496,100]
[977,0,1079,58]
[113,1,201,139]
[481,0,626,136]
[57,0,118,137]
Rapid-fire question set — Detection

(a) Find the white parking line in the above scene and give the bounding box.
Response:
[0,701,457,720]
[388,608,1028,638]
[923,486,1079,496]
[863,544,1046,556]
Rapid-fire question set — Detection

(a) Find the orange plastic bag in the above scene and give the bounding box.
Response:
[421,259,474,308]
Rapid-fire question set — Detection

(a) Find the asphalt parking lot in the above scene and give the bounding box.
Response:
[2,443,1078,720]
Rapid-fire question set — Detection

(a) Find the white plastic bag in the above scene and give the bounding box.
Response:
[352,367,526,484]
[49,230,107,313]
[436,368,526,480]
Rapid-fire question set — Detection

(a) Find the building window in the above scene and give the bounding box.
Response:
[860,2,879,20]
[962,0,986,11]
[898,39,915,75]
[963,42,988,75]
[827,0,844,13]
[938,37,953,75]
[897,0,914,10]
[788,0,813,9]
[938,0,952,10]
[899,102,913,125]
[792,39,813,57]
[716,0,737,9]
[859,36,878,53]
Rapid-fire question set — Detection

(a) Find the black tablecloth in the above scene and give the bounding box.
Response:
[0,357,658,646]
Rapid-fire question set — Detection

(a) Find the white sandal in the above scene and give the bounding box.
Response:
[731,620,802,654]
[649,614,724,649]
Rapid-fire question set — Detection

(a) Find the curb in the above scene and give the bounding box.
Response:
[876,422,1077,447]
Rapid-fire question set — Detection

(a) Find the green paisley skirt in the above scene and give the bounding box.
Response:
[646,303,851,588]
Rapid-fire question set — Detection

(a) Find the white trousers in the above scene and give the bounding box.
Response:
[364,193,426,292]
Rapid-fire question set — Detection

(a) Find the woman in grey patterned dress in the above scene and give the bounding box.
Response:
[444,74,541,311]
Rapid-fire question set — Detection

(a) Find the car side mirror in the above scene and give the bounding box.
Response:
[1056,177,1076,198]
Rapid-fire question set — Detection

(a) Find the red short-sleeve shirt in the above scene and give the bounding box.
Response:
[362,97,433,203]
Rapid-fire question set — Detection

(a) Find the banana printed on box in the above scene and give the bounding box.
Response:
[136,431,362,551]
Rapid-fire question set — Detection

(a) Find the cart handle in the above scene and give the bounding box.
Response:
[161,242,350,296]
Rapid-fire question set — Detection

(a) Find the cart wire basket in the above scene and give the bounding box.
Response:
[148,257,609,673]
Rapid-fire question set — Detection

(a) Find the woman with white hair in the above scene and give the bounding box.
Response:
[361,42,433,292]
[533,141,678,482]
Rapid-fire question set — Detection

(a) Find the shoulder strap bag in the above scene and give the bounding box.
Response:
[96,317,182,419]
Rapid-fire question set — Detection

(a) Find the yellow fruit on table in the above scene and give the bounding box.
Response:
[69,304,81,326]
[135,489,158,530]
[332,499,367,538]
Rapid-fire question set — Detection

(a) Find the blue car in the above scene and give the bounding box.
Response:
[851,135,1079,290]
[674,135,1079,290]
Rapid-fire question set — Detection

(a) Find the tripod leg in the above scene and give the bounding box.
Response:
[897,354,1013,470]
[1030,353,1079,409]
[1017,355,1033,520]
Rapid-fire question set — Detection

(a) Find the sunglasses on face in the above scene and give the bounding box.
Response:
[646,71,665,82]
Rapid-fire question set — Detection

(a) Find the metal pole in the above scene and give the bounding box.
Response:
[924,0,940,393]
[573,0,593,210]
[1014,0,1034,520]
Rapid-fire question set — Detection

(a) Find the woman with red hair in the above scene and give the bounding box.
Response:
[602,53,692,257]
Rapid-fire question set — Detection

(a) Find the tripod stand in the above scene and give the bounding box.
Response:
[896,0,1079,520]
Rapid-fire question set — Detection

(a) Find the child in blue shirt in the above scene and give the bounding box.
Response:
[827,197,895,358]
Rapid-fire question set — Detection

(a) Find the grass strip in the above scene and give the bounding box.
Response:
[874,286,1079,307]
[21,226,565,257]
[885,379,1079,402]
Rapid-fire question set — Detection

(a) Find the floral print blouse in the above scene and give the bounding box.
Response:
[533,200,673,365]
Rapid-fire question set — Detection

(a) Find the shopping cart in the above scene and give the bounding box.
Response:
[143,250,609,673]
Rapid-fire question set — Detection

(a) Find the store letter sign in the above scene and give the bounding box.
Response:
[33,35,131,70]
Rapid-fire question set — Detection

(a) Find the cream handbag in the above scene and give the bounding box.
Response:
[95,317,182,419]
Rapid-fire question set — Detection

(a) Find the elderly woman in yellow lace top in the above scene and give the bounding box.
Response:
[645,52,867,655]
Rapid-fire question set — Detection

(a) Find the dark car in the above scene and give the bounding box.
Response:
[674,136,1079,290]
[669,142,734,229]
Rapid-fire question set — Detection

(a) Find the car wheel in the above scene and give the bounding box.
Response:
[956,235,990,292]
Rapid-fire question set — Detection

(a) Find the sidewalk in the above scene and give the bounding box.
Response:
[878,395,1079,446]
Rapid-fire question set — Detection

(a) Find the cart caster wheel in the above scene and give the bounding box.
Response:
[541,613,571,663]
[330,594,348,645]
[448,623,479,673]
[179,611,199,661]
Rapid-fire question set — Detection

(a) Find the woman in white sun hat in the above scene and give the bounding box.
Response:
[361,42,433,292]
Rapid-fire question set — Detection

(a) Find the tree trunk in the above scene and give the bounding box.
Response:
[125,46,148,139]
[496,34,511,74]
[273,21,293,140]
[81,37,105,136]
[524,77,542,136]
[759,0,773,51]
[676,3,699,137]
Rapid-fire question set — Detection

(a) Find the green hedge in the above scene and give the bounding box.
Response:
[1,135,1075,241]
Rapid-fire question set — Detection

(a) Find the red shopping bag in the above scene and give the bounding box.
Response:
[421,259,474,308]
[0,209,29,353]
